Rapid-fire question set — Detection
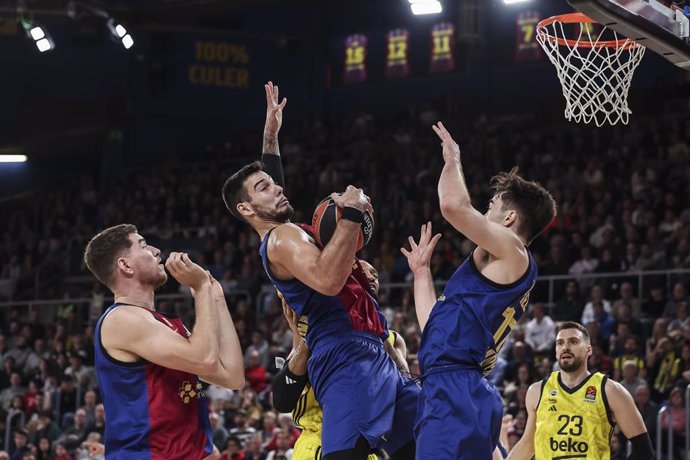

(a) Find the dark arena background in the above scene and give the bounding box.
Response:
[0,0,689,458]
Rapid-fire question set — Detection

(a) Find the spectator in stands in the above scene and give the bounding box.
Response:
[659,386,686,460]
[244,332,270,371]
[619,360,647,397]
[0,374,25,411]
[650,337,680,401]
[221,436,245,460]
[34,437,50,460]
[242,433,265,460]
[569,245,599,275]
[667,301,690,339]
[634,385,658,443]
[9,429,30,460]
[210,411,229,452]
[264,430,292,460]
[86,404,105,437]
[32,410,61,445]
[663,281,688,317]
[244,351,268,395]
[581,284,612,326]
[587,343,613,376]
[524,304,556,358]
[613,336,646,381]
[612,282,642,318]
[228,409,256,446]
[643,285,667,318]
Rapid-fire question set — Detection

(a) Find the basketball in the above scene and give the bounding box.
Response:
[311,197,374,251]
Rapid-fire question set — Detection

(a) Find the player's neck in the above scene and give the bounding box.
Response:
[560,367,590,389]
[114,285,155,310]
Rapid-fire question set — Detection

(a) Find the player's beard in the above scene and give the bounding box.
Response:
[559,354,585,373]
[254,203,294,223]
[148,266,168,290]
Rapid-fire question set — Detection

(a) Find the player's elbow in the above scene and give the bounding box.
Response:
[223,373,245,390]
[197,356,220,375]
[439,199,468,219]
[318,277,346,296]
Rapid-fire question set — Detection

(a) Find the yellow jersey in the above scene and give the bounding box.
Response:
[291,316,396,459]
[535,372,614,460]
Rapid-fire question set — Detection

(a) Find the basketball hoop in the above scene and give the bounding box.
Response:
[536,12,646,126]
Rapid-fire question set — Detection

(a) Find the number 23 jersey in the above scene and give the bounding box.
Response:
[535,371,614,460]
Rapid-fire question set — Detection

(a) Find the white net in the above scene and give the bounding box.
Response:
[537,14,646,127]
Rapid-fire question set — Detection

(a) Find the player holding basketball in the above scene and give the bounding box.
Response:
[401,122,556,459]
[272,260,409,460]
[506,322,653,460]
[222,83,419,459]
[84,224,244,459]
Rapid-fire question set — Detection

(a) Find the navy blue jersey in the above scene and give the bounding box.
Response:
[419,251,537,375]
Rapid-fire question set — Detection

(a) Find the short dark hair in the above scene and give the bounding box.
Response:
[83,224,137,289]
[491,167,557,245]
[222,161,264,221]
[557,321,590,344]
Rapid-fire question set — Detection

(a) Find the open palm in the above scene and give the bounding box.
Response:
[401,222,441,274]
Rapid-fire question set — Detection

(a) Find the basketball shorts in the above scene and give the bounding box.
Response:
[415,368,503,460]
[308,332,420,456]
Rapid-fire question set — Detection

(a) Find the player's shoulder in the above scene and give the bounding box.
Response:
[102,305,155,330]
[270,223,316,248]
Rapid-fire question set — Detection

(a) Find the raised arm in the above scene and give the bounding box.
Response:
[101,253,220,376]
[270,185,373,297]
[432,122,526,261]
[401,222,441,331]
[198,277,245,389]
[506,381,540,459]
[605,379,654,459]
[262,81,288,187]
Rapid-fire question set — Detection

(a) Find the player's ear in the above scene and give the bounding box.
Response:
[237,202,254,218]
[503,209,517,227]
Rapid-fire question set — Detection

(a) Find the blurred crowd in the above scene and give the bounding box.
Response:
[0,73,690,458]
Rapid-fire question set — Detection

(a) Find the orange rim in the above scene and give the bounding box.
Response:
[537,12,643,50]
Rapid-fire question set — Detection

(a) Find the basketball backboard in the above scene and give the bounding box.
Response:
[568,0,690,69]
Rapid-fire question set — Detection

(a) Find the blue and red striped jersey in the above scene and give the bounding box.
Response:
[95,304,214,460]
[259,224,388,353]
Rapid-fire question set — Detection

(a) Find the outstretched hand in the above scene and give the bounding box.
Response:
[432,121,461,164]
[400,222,441,275]
[264,81,288,139]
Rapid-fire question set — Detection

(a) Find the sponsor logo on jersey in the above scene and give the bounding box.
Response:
[550,437,589,456]
[550,389,558,397]
[548,405,557,412]
[178,380,204,404]
[585,385,597,403]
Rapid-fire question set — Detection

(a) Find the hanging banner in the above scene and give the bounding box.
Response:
[344,34,368,84]
[430,22,455,73]
[515,11,541,62]
[385,28,410,78]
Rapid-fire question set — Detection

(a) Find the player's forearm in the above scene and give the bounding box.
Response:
[412,267,437,331]
[287,343,309,376]
[262,134,280,156]
[505,438,534,460]
[314,220,361,295]
[207,298,245,389]
[438,158,471,216]
[189,282,221,371]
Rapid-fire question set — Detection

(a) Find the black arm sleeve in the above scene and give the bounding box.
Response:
[261,154,285,189]
[626,432,654,460]
[271,361,308,413]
